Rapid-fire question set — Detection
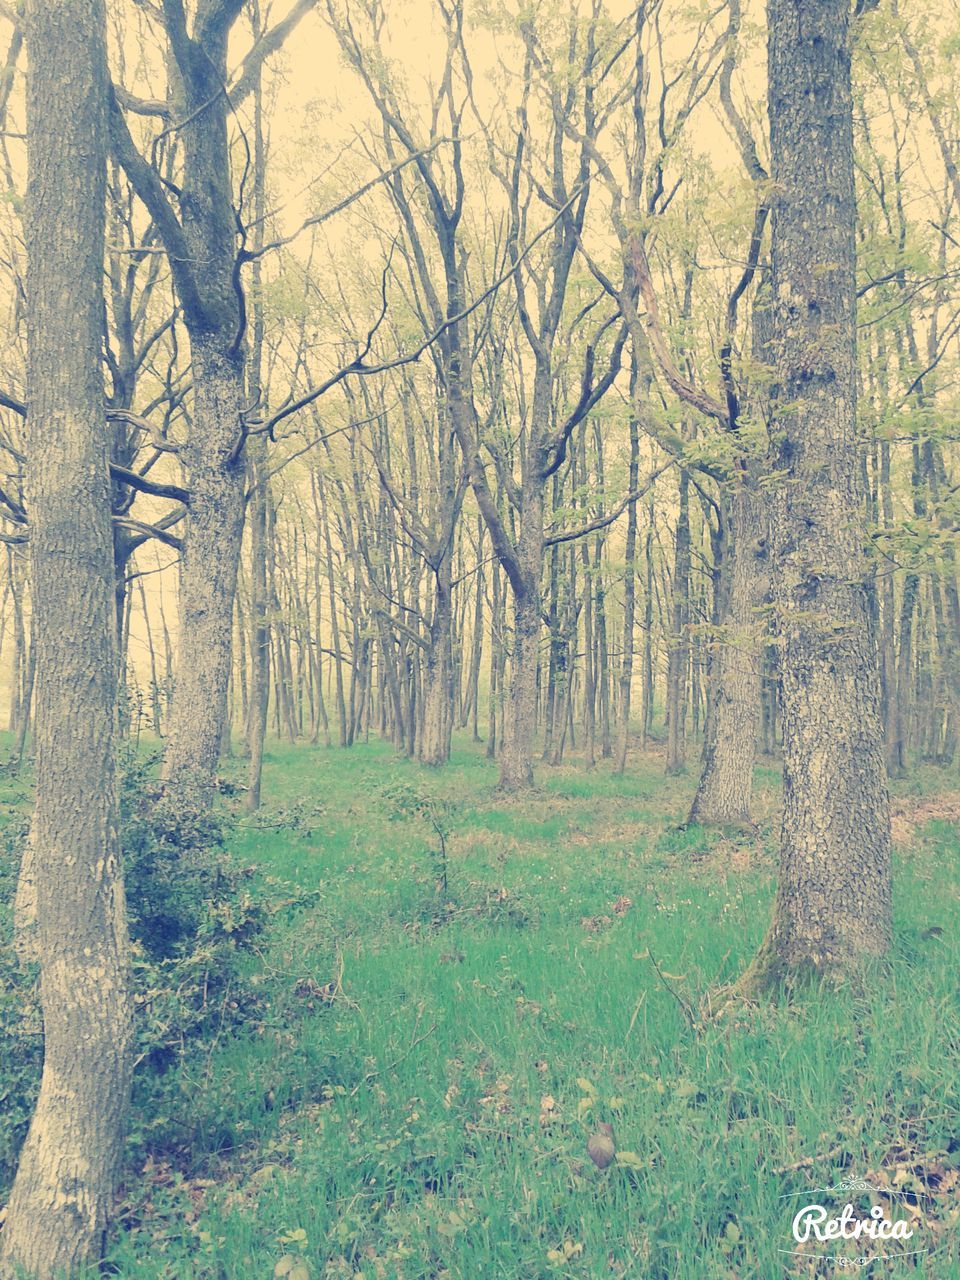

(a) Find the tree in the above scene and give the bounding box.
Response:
[743,0,892,986]
[0,0,132,1271]
[110,0,317,807]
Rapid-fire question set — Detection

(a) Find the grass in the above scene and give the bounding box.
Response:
[3,734,960,1278]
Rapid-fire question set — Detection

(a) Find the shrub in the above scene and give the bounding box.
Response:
[0,750,317,1187]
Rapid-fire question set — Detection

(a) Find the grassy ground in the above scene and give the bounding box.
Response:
[4,735,960,1277]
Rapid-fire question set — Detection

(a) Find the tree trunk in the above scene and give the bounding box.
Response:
[161,334,245,803]
[245,42,270,809]
[688,478,766,825]
[499,580,541,790]
[1,1,133,1270]
[419,567,453,766]
[744,0,891,985]
[499,489,544,791]
[665,468,690,774]
[246,446,271,809]
[614,410,641,774]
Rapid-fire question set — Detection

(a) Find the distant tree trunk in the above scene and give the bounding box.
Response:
[579,439,596,770]
[615,400,641,774]
[12,619,36,770]
[498,485,544,791]
[318,476,348,746]
[486,559,500,758]
[162,333,245,801]
[665,468,690,774]
[688,477,766,825]
[1,0,133,1271]
[6,544,24,732]
[138,571,163,736]
[744,0,891,986]
[639,498,655,746]
[419,563,453,765]
[877,439,899,772]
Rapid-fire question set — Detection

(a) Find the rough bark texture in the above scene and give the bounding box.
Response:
[748,0,892,982]
[0,1,133,1272]
[419,568,454,766]
[688,478,766,825]
[162,334,245,801]
[111,5,250,807]
[498,486,544,791]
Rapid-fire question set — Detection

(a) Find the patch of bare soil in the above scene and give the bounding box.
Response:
[889,793,960,850]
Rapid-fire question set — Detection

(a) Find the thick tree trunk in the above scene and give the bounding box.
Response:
[1,1,133,1271]
[688,478,765,825]
[499,581,541,790]
[745,0,891,985]
[162,334,245,803]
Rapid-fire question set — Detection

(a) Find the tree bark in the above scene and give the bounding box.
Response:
[498,485,544,791]
[1,0,133,1271]
[161,334,245,801]
[688,478,766,825]
[665,468,690,774]
[614,406,641,773]
[745,0,891,984]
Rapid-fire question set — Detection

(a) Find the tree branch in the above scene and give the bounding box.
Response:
[545,460,674,546]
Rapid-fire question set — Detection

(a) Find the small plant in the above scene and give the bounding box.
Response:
[384,781,458,907]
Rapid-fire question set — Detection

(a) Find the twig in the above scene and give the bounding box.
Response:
[646,947,699,1032]
[773,1143,849,1175]
[350,1012,438,1096]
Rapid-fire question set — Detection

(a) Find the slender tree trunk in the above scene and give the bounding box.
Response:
[744,0,891,985]
[6,545,23,732]
[614,410,641,774]
[640,498,655,747]
[487,559,501,758]
[1,1,132,1270]
[665,468,690,774]
[13,621,36,770]
[137,570,163,736]
[419,565,453,765]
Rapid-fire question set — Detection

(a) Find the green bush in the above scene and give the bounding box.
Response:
[0,751,317,1188]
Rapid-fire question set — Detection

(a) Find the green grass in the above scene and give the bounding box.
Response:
[5,735,960,1278]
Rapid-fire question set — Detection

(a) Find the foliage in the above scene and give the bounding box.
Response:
[0,750,319,1191]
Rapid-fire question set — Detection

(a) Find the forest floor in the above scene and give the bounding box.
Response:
[3,735,960,1278]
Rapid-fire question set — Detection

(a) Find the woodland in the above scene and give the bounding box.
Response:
[0,0,957,1276]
